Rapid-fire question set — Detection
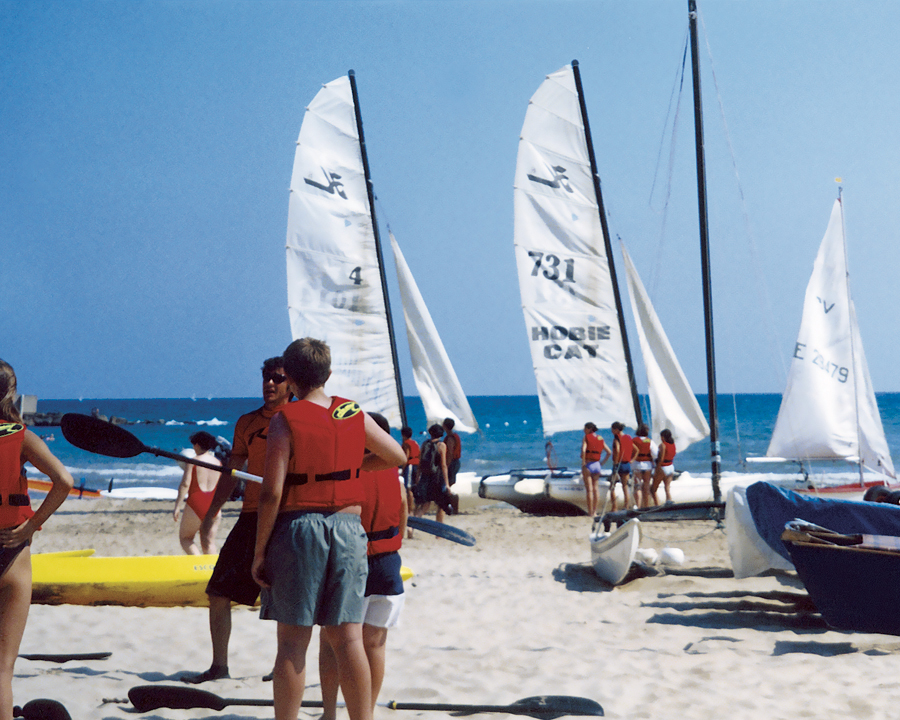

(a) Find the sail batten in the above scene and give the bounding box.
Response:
[766,198,894,478]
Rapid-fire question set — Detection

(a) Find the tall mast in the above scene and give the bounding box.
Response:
[571,59,643,428]
[687,1,721,501]
[348,69,408,428]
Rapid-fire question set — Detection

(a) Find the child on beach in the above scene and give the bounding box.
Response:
[251,338,406,720]
[173,431,222,555]
[650,428,677,506]
[580,422,610,517]
[318,412,407,720]
[610,422,634,512]
[632,424,654,509]
[0,359,74,719]
[400,427,418,538]
[414,424,458,522]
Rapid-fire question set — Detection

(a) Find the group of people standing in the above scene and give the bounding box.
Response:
[399,418,461,527]
[175,340,411,720]
[580,421,677,517]
[0,342,419,720]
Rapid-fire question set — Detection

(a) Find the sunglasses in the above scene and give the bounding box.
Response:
[263,372,287,384]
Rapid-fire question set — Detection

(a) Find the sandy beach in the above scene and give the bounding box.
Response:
[16,495,900,719]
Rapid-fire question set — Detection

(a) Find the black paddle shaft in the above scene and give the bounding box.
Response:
[127,686,603,717]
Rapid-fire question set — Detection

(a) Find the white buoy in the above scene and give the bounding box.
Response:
[635,547,659,565]
[659,547,685,566]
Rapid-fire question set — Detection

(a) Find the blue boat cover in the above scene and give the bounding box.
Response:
[746,481,900,562]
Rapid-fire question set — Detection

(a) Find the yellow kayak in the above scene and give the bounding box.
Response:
[32,550,413,608]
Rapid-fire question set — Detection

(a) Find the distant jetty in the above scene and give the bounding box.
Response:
[25,409,169,428]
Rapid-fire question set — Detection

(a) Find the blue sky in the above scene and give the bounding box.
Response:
[3,0,900,400]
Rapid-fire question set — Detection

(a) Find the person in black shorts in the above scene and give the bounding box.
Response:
[181,357,292,684]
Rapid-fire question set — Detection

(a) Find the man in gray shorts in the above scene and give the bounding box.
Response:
[250,339,406,720]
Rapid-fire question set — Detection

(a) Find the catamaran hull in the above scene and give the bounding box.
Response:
[479,470,747,516]
[590,518,641,585]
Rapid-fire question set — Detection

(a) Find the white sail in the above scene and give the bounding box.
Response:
[767,199,894,478]
[513,65,637,437]
[620,242,709,451]
[285,75,402,427]
[389,232,478,433]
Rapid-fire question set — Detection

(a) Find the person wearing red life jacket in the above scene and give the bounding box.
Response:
[400,426,419,537]
[319,412,407,720]
[651,428,678,506]
[251,338,406,720]
[0,359,74,718]
[580,422,610,517]
[632,424,655,509]
[610,422,635,512]
[181,356,293,685]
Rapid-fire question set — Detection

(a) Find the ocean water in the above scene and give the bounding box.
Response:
[26,394,900,492]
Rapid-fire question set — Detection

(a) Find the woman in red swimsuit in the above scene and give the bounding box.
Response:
[173,431,222,555]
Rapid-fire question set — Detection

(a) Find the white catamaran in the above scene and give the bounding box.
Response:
[285,73,477,435]
[479,61,715,517]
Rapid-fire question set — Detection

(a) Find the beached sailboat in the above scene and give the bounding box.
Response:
[479,58,713,516]
[728,198,896,576]
[590,518,642,585]
[285,73,477,436]
[746,196,895,494]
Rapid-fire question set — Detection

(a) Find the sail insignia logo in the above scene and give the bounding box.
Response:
[531,325,609,359]
[527,165,573,193]
[305,167,347,199]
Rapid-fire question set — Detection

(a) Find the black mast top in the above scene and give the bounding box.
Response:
[348,70,408,429]
[687,2,721,501]
[571,59,644,429]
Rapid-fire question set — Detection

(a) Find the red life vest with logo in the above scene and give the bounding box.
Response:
[634,436,653,461]
[360,466,403,556]
[403,438,420,466]
[0,422,34,529]
[660,441,676,466]
[279,397,366,512]
[584,434,606,462]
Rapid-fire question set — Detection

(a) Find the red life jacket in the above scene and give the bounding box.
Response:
[279,397,366,512]
[0,422,34,529]
[584,434,606,462]
[634,436,653,461]
[660,441,676,466]
[403,438,420,466]
[231,405,281,513]
[616,433,634,463]
[360,466,403,556]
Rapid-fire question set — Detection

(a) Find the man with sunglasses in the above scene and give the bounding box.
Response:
[181,356,293,684]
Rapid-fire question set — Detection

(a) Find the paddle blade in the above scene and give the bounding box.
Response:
[61,414,145,459]
[406,516,475,546]
[511,696,604,718]
[128,685,227,712]
[17,699,72,720]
